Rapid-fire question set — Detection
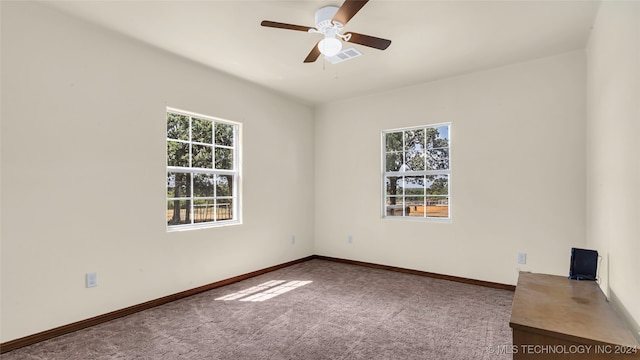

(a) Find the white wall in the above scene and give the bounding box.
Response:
[314,51,587,286]
[586,0,640,338]
[0,2,314,342]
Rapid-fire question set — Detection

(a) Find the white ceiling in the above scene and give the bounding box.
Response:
[44,0,600,105]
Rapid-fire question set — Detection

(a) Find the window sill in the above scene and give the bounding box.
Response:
[381,216,452,224]
[167,220,241,232]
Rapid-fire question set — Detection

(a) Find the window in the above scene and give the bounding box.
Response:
[383,124,450,220]
[167,108,240,230]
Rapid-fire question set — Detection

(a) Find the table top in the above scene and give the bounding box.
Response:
[509,272,639,348]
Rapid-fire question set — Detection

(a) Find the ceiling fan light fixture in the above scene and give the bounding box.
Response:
[318,37,342,57]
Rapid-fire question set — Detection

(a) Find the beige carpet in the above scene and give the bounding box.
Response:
[1,259,514,359]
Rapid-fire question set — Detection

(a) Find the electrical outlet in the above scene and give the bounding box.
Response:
[291,235,295,245]
[517,252,527,265]
[348,235,353,244]
[86,272,97,288]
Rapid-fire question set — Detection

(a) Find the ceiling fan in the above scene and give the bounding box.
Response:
[261,0,391,63]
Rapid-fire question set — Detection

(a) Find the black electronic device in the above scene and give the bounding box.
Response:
[569,247,598,281]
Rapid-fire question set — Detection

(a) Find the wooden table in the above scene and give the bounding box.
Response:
[509,272,639,359]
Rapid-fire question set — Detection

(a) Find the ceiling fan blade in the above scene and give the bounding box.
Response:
[261,20,314,32]
[345,32,391,50]
[304,41,322,63]
[332,0,369,26]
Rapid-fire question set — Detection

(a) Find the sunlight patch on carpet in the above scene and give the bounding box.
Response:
[215,280,312,302]
[215,280,286,301]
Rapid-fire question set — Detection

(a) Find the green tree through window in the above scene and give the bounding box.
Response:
[167,109,240,229]
[383,124,450,219]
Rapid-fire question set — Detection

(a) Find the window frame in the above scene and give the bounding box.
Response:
[381,123,451,222]
[166,107,242,231]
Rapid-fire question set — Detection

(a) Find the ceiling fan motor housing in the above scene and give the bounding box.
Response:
[315,6,342,32]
